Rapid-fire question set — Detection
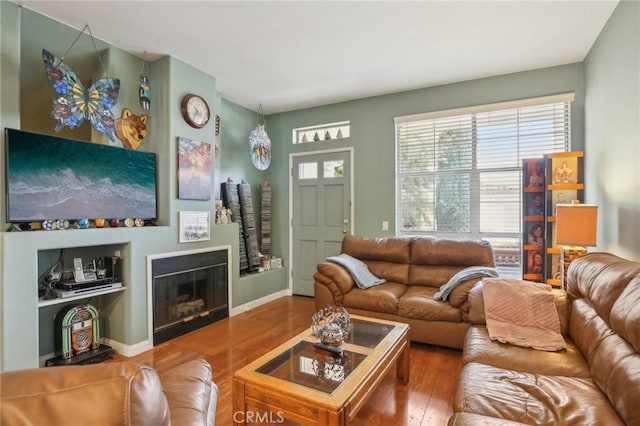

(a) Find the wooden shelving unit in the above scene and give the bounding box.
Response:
[543,151,584,287]
[521,152,584,287]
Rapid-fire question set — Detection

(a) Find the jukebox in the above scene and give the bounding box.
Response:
[46,303,112,366]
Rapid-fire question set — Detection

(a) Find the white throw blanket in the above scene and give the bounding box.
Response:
[482,278,566,351]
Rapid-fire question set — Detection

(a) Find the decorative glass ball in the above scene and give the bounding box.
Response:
[320,322,344,346]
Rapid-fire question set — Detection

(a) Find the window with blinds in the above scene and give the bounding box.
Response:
[394,93,573,276]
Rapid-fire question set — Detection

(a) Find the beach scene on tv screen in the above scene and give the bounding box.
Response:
[6,130,157,222]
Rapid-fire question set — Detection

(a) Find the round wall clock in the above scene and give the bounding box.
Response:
[181,94,210,128]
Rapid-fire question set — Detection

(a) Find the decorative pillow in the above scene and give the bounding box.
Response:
[434,266,498,301]
[326,254,386,289]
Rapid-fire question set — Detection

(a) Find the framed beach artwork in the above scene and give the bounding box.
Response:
[177,137,212,200]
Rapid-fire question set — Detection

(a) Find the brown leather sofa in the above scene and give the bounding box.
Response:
[450,252,640,425]
[314,235,495,349]
[1,358,217,426]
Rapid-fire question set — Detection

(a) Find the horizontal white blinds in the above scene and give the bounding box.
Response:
[395,96,572,259]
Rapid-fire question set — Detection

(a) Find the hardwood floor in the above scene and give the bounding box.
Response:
[123,296,462,425]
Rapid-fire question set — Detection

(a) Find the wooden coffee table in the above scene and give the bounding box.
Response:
[232,315,409,425]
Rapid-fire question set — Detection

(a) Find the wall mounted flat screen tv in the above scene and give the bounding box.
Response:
[4,128,158,223]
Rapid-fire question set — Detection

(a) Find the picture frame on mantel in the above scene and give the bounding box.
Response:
[179,211,211,243]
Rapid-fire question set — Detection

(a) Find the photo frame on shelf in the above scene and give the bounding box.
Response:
[526,222,544,247]
[525,192,544,217]
[526,250,545,275]
[551,189,578,214]
[551,156,578,184]
[524,158,545,188]
[179,211,210,243]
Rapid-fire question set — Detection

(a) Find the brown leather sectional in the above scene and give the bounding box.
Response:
[1,358,217,425]
[450,252,640,425]
[314,235,496,349]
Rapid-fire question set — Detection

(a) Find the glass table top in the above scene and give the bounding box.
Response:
[255,317,397,394]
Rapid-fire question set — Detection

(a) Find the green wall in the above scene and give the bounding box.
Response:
[266,64,586,266]
[0,5,259,370]
[584,0,640,260]
[219,98,288,305]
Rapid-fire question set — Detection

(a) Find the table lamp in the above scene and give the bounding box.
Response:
[555,202,598,289]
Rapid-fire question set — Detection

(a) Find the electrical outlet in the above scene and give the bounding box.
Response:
[382,221,389,231]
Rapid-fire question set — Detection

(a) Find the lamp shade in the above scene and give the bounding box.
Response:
[555,204,598,246]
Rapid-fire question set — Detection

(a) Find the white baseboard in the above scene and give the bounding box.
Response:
[36,338,153,366]
[104,338,153,358]
[230,289,290,316]
[38,291,292,366]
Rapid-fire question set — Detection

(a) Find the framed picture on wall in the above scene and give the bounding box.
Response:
[179,211,211,243]
[177,137,212,200]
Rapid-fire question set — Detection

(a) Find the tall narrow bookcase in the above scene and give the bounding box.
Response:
[521,152,584,287]
[543,151,584,287]
[522,158,546,282]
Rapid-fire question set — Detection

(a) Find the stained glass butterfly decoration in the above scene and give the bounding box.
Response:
[42,48,120,142]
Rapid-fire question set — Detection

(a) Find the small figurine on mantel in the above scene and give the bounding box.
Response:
[216,206,228,224]
[215,205,234,224]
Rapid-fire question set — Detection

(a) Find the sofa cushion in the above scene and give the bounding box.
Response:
[569,297,640,426]
[567,252,640,326]
[463,326,591,378]
[410,237,495,266]
[342,234,411,264]
[342,282,406,314]
[398,286,462,322]
[454,362,625,426]
[610,275,640,353]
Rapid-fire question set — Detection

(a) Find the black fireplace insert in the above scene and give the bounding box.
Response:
[152,249,228,345]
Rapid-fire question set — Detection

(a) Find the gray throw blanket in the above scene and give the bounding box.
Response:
[434,266,498,301]
[326,254,386,289]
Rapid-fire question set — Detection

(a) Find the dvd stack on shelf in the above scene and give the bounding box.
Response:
[221,178,248,271]
[238,180,261,272]
[260,181,272,255]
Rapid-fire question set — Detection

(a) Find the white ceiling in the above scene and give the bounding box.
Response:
[17,1,618,115]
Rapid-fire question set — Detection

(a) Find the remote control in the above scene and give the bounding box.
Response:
[313,342,343,357]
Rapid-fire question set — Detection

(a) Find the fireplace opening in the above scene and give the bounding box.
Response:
[151,248,229,345]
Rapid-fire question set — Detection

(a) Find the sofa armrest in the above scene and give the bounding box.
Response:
[466,282,570,336]
[160,359,218,426]
[1,362,171,426]
[448,278,483,308]
[314,262,356,304]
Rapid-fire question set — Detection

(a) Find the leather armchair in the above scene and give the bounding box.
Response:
[1,358,217,426]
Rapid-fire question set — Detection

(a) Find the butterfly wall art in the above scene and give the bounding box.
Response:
[42,48,120,142]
